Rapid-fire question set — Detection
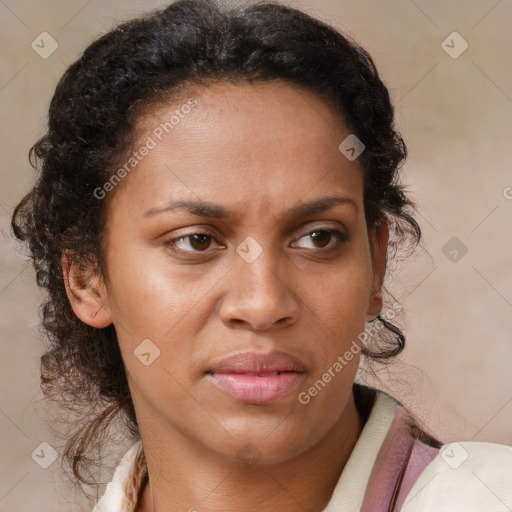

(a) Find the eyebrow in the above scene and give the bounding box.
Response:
[143,195,358,219]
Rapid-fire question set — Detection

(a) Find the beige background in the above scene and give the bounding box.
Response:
[1,0,511,510]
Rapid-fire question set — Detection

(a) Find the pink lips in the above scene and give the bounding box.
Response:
[207,351,306,404]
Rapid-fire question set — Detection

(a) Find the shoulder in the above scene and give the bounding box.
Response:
[400,441,512,511]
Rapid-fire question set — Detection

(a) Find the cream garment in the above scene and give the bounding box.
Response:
[401,441,512,512]
[92,391,512,512]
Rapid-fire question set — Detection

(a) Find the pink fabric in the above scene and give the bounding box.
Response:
[360,403,439,511]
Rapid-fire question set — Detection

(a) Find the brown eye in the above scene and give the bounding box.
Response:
[188,234,212,251]
[294,229,348,251]
[310,231,331,248]
[167,233,220,253]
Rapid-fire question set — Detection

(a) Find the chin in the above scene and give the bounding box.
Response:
[211,420,322,466]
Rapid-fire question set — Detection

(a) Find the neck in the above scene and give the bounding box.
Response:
[136,389,367,512]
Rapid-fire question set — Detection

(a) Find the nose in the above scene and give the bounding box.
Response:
[218,249,300,331]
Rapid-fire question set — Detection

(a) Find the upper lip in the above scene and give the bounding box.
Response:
[208,351,306,374]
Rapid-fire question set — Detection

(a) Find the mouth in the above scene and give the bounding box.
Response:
[206,351,306,405]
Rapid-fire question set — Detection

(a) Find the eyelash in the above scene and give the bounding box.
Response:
[165,228,348,256]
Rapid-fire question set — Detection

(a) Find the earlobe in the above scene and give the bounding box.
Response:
[62,253,113,328]
[366,219,390,320]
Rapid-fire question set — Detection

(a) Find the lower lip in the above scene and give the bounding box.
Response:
[208,372,305,404]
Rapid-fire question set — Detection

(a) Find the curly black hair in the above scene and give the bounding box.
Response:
[11,0,421,492]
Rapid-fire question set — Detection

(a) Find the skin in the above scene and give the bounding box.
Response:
[63,80,389,512]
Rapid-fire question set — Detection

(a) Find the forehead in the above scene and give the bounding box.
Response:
[110,80,364,217]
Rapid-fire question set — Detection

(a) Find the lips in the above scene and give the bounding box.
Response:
[208,351,306,374]
[206,351,306,404]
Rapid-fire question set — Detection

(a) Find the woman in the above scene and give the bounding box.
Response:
[11,0,512,510]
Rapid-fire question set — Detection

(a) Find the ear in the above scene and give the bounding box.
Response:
[366,218,389,321]
[62,252,113,328]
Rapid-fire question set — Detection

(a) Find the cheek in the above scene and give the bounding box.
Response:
[332,282,371,340]
[106,254,201,418]
[297,270,369,420]
[300,256,373,389]
[104,242,210,334]
[102,244,228,383]
[309,256,373,337]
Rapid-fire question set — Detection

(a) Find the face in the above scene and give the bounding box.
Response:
[71,80,388,464]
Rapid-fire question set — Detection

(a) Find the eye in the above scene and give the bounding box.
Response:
[167,233,222,253]
[165,228,348,255]
[292,229,348,251]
